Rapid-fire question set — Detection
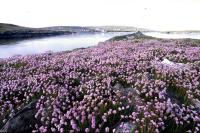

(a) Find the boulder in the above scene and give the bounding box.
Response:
[0,101,37,133]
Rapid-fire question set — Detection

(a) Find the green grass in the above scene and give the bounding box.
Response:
[0,23,28,32]
[109,31,154,41]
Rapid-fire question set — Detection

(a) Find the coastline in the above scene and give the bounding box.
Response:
[0,31,200,133]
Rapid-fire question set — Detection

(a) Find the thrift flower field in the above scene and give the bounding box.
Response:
[0,38,200,133]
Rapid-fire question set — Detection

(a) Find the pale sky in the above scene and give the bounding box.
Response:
[0,0,200,31]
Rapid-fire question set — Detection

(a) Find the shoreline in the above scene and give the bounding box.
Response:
[0,32,200,133]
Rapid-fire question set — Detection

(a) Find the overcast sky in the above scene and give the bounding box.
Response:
[0,0,200,31]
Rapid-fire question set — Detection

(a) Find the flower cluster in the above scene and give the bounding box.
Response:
[0,38,200,133]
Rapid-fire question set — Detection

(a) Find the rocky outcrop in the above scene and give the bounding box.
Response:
[109,31,153,41]
[114,121,136,133]
[0,101,37,133]
[111,83,139,132]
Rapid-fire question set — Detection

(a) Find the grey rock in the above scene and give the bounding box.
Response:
[192,99,200,111]
[0,101,37,133]
[114,121,136,133]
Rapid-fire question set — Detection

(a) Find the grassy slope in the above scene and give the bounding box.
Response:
[0,23,73,39]
[0,23,29,32]
[109,31,200,47]
[0,23,74,33]
[108,31,154,41]
[0,23,149,33]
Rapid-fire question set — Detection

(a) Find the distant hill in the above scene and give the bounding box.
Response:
[0,23,73,39]
[1,23,146,39]
[41,26,98,33]
[0,23,95,33]
[0,23,149,33]
[89,26,150,32]
[0,23,28,32]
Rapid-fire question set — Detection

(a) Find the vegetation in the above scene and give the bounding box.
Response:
[0,36,200,132]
